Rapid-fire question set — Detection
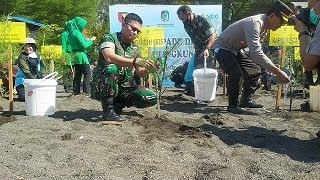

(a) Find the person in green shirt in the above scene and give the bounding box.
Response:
[91,13,157,121]
[68,16,96,95]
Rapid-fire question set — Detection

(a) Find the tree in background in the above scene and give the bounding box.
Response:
[1,0,99,25]
[2,0,309,38]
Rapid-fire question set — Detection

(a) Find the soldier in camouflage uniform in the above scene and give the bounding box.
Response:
[177,5,217,96]
[91,13,157,121]
[177,5,217,68]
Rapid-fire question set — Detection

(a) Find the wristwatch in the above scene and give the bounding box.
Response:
[132,57,137,67]
[298,31,311,38]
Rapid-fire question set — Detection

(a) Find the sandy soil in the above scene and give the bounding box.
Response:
[0,85,320,179]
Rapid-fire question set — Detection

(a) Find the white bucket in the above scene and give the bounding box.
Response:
[192,57,218,101]
[23,72,58,116]
[310,85,320,112]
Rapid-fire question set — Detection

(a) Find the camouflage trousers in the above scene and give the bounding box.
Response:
[62,65,74,93]
[91,64,157,108]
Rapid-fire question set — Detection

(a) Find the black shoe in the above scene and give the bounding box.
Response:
[65,89,73,93]
[102,109,125,121]
[227,105,244,114]
[185,82,195,97]
[240,100,264,108]
[73,92,81,95]
[64,85,73,93]
[114,103,125,114]
[101,97,125,121]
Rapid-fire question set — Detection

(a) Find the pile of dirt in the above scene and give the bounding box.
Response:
[133,116,209,140]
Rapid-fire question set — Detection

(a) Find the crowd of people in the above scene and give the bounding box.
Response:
[15,0,320,121]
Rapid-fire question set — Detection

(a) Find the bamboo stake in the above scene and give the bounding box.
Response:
[101,121,122,126]
[148,74,153,89]
[288,53,293,111]
[302,66,306,99]
[148,48,153,89]
[49,52,54,73]
[223,73,227,97]
[275,47,286,110]
[50,60,54,73]
[156,74,160,118]
[8,45,13,115]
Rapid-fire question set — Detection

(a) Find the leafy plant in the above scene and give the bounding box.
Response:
[140,39,181,117]
[37,24,63,46]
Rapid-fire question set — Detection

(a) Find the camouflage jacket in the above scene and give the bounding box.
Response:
[184,13,216,52]
[97,32,140,83]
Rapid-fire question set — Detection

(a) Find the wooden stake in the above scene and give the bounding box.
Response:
[156,74,160,118]
[275,47,286,109]
[8,45,13,115]
[223,73,227,97]
[275,84,283,110]
[50,59,54,73]
[302,66,306,99]
[101,121,122,126]
[147,49,153,89]
[148,74,153,89]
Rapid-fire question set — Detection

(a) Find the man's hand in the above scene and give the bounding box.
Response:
[154,60,161,70]
[274,64,280,68]
[203,48,210,58]
[90,36,97,41]
[135,58,157,73]
[199,47,210,59]
[291,16,309,33]
[276,70,290,84]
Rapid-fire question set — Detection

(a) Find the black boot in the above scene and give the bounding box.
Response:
[114,102,125,115]
[240,95,263,108]
[185,81,195,97]
[227,98,243,114]
[101,97,124,121]
[64,85,72,93]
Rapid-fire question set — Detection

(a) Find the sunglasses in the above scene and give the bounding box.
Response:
[126,23,141,34]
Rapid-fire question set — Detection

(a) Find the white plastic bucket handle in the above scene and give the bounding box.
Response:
[33,72,59,86]
[203,56,207,75]
[42,71,59,80]
[204,56,207,69]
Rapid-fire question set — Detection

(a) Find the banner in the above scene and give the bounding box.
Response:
[0,22,26,43]
[41,45,62,59]
[109,5,222,86]
[269,26,299,46]
[135,26,165,58]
